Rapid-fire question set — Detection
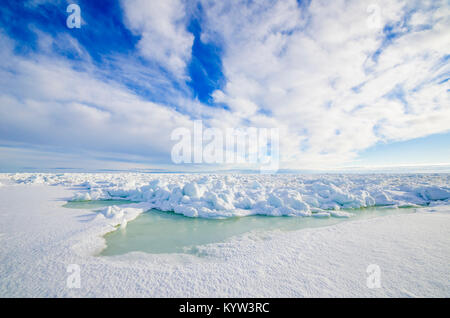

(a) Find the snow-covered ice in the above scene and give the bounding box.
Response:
[9,173,450,218]
[0,173,449,297]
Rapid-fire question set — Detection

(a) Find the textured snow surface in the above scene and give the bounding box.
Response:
[0,181,449,297]
[8,173,450,218]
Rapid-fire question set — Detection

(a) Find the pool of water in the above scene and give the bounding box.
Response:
[63,200,416,256]
[101,206,415,256]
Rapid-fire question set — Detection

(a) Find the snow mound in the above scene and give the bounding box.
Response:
[7,173,450,218]
[97,203,150,229]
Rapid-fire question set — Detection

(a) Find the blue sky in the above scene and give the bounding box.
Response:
[0,0,449,172]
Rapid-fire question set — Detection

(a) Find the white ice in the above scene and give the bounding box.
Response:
[9,173,450,218]
[0,173,449,297]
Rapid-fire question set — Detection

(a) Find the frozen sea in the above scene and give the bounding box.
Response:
[0,173,449,297]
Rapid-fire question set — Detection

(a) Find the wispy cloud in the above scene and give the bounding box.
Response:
[121,0,194,79]
[200,0,450,167]
[0,0,448,170]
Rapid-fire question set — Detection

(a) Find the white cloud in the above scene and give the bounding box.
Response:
[120,0,194,79]
[0,33,195,163]
[0,0,449,170]
[199,0,450,168]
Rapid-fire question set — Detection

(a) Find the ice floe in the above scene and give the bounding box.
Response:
[7,173,450,218]
[1,175,450,297]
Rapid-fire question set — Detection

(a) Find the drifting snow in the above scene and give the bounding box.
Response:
[8,173,450,218]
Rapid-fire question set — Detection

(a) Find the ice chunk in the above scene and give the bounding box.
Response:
[268,193,283,207]
[420,186,450,201]
[183,182,201,199]
[7,172,450,219]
